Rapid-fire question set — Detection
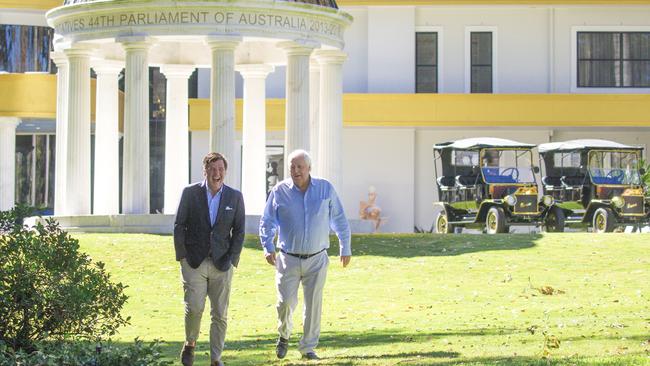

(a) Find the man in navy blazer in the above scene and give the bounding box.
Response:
[174,152,245,366]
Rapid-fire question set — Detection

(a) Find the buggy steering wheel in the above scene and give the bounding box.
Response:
[606,169,624,181]
[501,167,519,182]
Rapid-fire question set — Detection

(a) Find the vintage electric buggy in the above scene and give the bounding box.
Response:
[432,138,555,234]
[538,139,649,233]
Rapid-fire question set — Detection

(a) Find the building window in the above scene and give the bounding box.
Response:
[266,146,284,197]
[578,32,650,88]
[15,134,56,211]
[0,25,54,73]
[416,32,438,93]
[470,32,493,93]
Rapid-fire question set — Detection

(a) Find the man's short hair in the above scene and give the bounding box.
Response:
[288,149,312,168]
[203,152,228,170]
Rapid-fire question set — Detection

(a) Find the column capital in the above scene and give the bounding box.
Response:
[278,40,319,57]
[63,45,95,59]
[206,35,242,50]
[160,64,196,79]
[236,64,275,79]
[91,59,124,75]
[51,51,68,67]
[314,49,348,65]
[0,117,21,128]
[118,36,152,51]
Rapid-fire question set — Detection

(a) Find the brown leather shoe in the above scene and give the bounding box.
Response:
[180,344,194,366]
[211,361,224,366]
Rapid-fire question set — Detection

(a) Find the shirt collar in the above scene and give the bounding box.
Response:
[288,176,314,191]
[202,180,224,197]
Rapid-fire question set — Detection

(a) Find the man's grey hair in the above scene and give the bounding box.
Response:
[287,149,312,168]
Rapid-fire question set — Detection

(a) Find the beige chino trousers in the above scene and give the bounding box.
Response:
[181,258,233,362]
[276,250,329,354]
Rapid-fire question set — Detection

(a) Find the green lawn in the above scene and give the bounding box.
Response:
[74,233,650,365]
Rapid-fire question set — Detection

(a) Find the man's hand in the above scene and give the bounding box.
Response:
[265,252,276,266]
[340,255,351,267]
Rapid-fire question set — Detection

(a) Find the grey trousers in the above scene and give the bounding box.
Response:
[276,250,329,354]
[181,258,233,362]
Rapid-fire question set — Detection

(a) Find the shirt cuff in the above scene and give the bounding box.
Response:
[340,241,352,256]
[263,243,276,255]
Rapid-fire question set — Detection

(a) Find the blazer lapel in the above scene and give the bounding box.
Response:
[197,183,211,228]
[214,185,230,227]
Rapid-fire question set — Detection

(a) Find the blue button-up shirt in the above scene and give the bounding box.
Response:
[259,176,351,256]
[204,180,223,226]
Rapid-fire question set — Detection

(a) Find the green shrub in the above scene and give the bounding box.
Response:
[0,209,129,351]
[0,204,36,233]
[0,339,172,366]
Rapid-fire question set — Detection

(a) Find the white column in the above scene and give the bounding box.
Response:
[279,41,315,177]
[64,47,93,215]
[309,59,320,176]
[315,50,347,191]
[51,53,68,215]
[207,36,240,187]
[0,117,20,211]
[120,38,151,214]
[160,65,195,214]
[92,61,123,215]
[236,64,274,215]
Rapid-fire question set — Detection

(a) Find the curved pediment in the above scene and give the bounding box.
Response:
[63,0,338,9]
[49,0,350,49]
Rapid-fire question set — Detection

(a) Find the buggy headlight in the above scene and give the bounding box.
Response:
[542,195,554,206]
[505,195,517,206]
[611,196,625,208]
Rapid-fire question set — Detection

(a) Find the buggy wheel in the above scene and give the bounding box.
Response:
[486,206,507,234]
[544,206,566,232]
[435,212,454,234]
[593,207,616,233]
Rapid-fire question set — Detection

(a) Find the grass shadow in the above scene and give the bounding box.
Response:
[113,336,647,366]
[244,234,539,258]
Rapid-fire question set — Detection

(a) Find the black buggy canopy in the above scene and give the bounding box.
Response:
[434,137,536,151]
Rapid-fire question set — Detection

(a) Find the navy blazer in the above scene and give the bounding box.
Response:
[173,182,246,271]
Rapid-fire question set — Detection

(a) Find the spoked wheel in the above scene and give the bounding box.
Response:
[435,212,454,234]
[486,206,508,234]
[544,206,566,232]
[593,207,616,233]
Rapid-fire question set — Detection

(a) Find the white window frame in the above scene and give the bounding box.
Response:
[571,25,650,93]
[415,26,444,93]
[465,26,498,93]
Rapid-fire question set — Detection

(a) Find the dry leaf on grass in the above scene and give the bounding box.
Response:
[538,285,565,295]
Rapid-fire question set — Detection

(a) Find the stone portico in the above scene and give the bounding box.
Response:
[36,0,351,221]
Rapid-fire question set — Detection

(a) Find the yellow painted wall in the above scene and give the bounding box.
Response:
[2,74,647,130]
[342,94,650,127]
[189,98,286,132]
[0,73,124,129]
[189,94,650,131]
[0,0,58,10]
[0,74,59,119]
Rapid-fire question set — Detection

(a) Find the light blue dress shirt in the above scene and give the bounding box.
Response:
[260,176,351,256]
[204,180,223,226]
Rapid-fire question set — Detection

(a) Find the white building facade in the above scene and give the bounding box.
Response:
[1,0,649,232]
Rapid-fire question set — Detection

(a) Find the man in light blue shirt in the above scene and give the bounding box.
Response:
[260,149,351,361]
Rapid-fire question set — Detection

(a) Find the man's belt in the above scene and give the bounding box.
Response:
[280,248,326,259]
